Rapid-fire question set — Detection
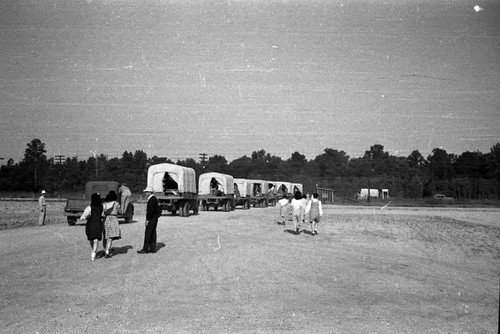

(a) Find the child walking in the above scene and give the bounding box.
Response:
[277,196,290,225]
[290,191,305,234]
[305,193,323,235]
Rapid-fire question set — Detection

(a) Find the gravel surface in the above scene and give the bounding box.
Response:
[0,202,499,333]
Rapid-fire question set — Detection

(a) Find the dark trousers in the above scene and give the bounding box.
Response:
[143,218,158,252]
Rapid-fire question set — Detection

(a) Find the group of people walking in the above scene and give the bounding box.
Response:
[80,186,322,261]
[279,191,323,235]
[80,190,122,260]
[80,186,161,261]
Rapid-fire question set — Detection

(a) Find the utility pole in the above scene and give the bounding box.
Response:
[55,155,65,164]
[90,151,98,178]
[199,153,207,169]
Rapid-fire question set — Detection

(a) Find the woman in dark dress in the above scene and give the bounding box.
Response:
[80,193,104,261]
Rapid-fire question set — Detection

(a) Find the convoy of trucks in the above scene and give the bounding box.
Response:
[65,163,303,224]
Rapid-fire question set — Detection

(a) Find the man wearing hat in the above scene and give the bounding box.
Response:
[138,187,161,254]
[38,190,47,226]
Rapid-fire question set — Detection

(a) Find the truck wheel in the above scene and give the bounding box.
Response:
[181,201,191,217]
[222,200,229,212]
[67,217,77,226]
[171,210,177,216]
[244,201,250,210]
[125,204,134,223]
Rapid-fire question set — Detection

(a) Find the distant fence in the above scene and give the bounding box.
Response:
[316,187,335,204]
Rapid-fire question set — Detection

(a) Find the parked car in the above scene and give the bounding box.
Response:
[433,193,455,201]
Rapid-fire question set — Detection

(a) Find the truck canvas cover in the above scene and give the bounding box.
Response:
[291,183,304,194]
[247,179,267,196]
[234,178,251,197]
[198,172,234,196]
[146,163,197,194]
[273,181,292,195]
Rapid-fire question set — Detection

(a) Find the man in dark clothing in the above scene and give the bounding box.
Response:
[138,187,161,254]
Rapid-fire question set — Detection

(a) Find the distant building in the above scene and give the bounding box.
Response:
[316,187,335,204]
[358,188,389,199]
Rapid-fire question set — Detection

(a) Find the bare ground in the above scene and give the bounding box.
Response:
[0,202,499,333]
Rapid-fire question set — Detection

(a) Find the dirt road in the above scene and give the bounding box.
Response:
[0,203,498,333]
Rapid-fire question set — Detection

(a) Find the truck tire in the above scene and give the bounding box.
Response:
[223,200,230,212]
[67,217,77,226]
[244,200,250,210]
[181,201,191,217]
[125,204,134,223]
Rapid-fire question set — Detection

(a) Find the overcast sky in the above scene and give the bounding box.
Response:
[0,0,499,164]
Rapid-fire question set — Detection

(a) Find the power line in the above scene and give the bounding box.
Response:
[55,155,65,164]
[199,153,207,168]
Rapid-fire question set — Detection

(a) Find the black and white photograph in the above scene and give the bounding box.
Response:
[0,0,499,333]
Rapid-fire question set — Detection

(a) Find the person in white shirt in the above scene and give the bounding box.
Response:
[277,196,290,225]
[305,193,323,235]
[38,190,47,226]
[290,191,305,234]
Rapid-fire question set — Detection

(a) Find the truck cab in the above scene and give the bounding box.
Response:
[64,181,134,225]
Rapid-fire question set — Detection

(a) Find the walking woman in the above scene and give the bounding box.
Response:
[80,193,104,261]
[102,190,122,258]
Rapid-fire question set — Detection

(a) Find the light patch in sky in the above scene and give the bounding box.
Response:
[0,0,499,163]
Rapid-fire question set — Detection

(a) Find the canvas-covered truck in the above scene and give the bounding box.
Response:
[145,163,198,217]
[233,178,251,210]
[64,181,134,226]
[247,179,269,208]
[198,172,235,212]
[291,183,304,195]
[266,181,278,206]
[273,181,292,199]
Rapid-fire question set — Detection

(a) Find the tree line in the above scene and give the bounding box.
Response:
[1,139,500,200]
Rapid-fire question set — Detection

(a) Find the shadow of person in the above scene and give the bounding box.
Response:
[120,219,137,225]
[303,230,314,236]
[284,229,301,235]
[110,245,133,255]
[155,242,166,252]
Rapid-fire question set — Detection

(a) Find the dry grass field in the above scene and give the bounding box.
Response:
[0,200,499,333]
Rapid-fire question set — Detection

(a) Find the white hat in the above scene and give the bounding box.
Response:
[41,190,46,194]
[143,187,154,193]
